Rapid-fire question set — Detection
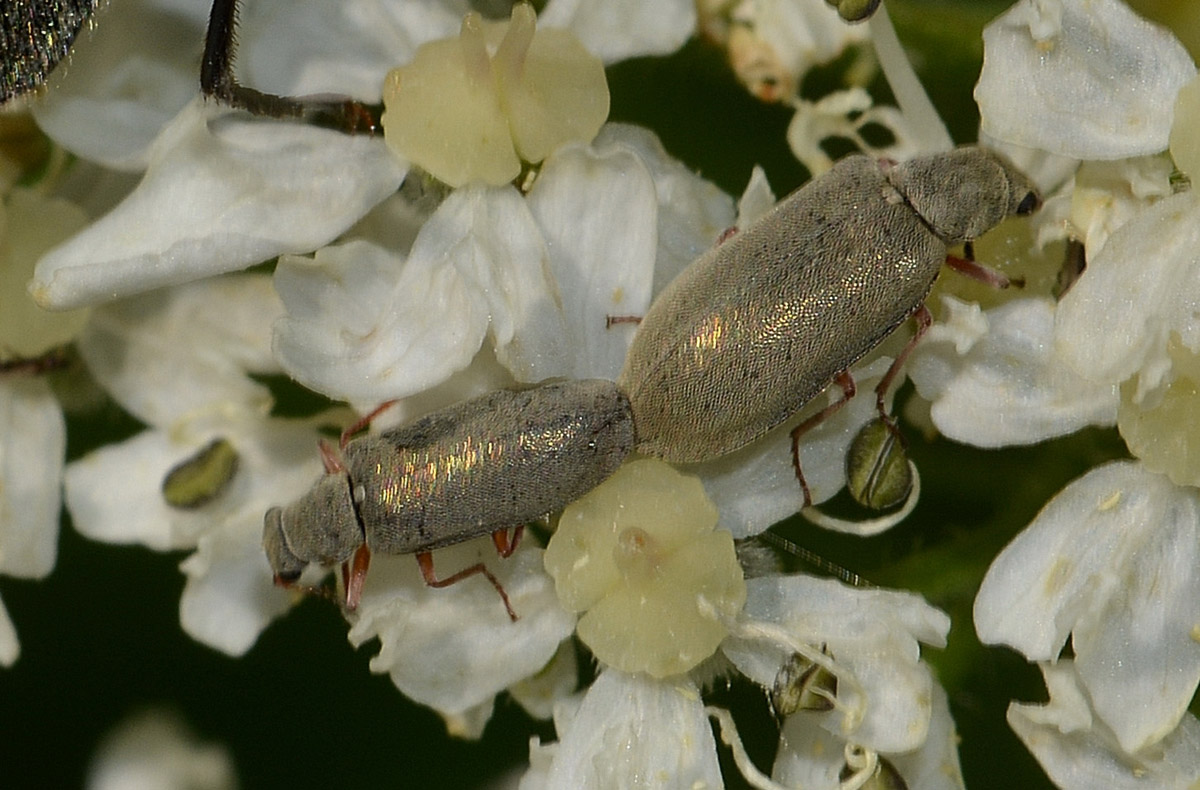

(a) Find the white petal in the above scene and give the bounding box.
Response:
[737,166,777,228]
[726,574,949,753]
[977,0,1196,159]
[179,513,292,657]
[526,142,656,381]
[699,355,895,539]
[509,641,578,722]
[772,682,965,790]
[272,238,486,403]
[66,430,192,551]
[976,462,1183,657]
[541,670,722,789]
[1009,662,1200,790]
[347,544,575,719]
[388,195,554,389]
[771,717,843,790]
[1055,191,1200,386]
[889,682,966,790]
[67,408,324,553]
[86,709,238,790]
[539,0,695,62]
[354,352,515,429]
[0,596,18,666]
[1072,496,1200,752]
[975,461,1200,752]
[752,0,870,78]
[30,0,202,171]
[415,185,567,386]
[32,100,406,310]
[593,124,736,295]
[276,185,559,402]
[0,378,63,579]
[238,0,465,100]
[78,275,280,427]
[910,296,1118,446]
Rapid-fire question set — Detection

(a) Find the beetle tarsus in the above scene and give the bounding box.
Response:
[790,371,857,507]
[945,253,1019,289]
[417,551,519,622]
[873,302,932,421]
[491,526,524,559]
[342,544,372,610]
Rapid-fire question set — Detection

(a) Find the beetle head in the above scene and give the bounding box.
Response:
[262,473,362,584]
[887,146,1041,245]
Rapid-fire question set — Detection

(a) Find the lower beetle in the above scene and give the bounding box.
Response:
[263,379,634,619]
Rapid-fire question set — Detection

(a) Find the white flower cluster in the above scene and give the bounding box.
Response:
[909,0,1200,785]
[11,0,1175,786]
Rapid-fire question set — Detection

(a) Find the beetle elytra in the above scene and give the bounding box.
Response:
[263,379,634,620]
[618,146,1040,502]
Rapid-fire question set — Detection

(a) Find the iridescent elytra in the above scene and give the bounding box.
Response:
[618,146,1040,487]
[262,379,634,619]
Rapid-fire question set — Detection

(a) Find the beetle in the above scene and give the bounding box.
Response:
[618,146,1040,503]
[262,379,634,620]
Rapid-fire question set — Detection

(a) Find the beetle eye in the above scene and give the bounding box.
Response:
[1016,191,1041,215]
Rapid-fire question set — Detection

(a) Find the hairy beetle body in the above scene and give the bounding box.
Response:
[352,379,634,555]
[618,146,1039,464]
[263,379,634,593]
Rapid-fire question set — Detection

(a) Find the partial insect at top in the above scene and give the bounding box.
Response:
[1,0,100,104]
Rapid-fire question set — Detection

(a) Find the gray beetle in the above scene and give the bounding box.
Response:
[263,379,634,619]
[618,146,1040,500]
[264,147,1038,618]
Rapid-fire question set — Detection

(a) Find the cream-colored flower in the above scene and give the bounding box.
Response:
[544,459,746,679]
[381,3,609,187]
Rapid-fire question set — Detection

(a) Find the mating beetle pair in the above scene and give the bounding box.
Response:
[262,146,1040,619]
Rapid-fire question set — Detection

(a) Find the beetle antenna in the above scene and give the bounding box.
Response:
[757,530,870,588]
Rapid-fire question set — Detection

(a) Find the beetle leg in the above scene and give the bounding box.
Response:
[945,252,1024,289]
[872,303,932,433]
[491,525,524,558]
[201,0,383,133]
[416,552,519,622]
[790,372,857,507]
[341,544,372,610]
[318,439,347,474]
[339,400,399,448]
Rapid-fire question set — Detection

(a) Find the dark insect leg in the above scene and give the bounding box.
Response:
[606,315,642,328]
[200,0,382,133]
[790,371,857,506]
[416,551,518,622]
